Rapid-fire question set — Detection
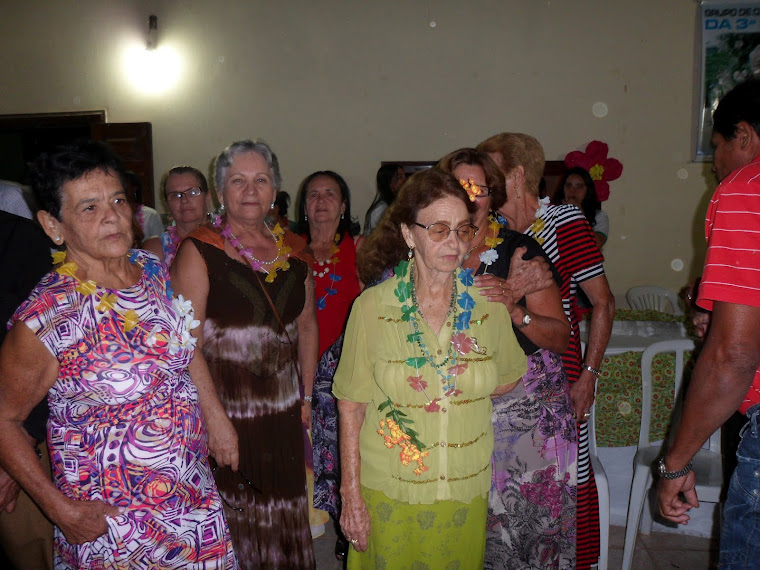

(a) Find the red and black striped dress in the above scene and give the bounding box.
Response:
[525,204,605,569]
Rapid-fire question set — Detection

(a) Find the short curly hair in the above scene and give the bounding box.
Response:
[477,133,545,197]
[30,139,127,220]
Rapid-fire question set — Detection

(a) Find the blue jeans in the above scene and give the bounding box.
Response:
[720,404,760,568]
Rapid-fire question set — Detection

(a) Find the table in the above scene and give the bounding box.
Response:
[580,309,692,447]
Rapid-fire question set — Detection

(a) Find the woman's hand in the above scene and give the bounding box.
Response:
[474,274,516,311]
[340,491,371,552]
[571,371,596,423]
[54,497,124,545]
[206,411,239,472]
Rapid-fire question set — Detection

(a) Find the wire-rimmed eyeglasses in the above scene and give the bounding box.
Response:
[413,222,479,243]
[166,187,203,201]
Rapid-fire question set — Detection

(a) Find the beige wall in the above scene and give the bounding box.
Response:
[0,0,712,296]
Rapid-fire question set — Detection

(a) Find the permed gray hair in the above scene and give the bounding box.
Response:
[214,139,282,196]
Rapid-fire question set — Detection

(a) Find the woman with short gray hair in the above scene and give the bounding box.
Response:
[172,139,318,568]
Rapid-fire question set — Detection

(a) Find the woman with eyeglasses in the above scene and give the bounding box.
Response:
[171,140,318,568]
[438,148,576,569]
[335,168,527,568]
[144,166,212,266]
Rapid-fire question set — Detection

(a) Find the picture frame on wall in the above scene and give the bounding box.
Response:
[695,1,760,161]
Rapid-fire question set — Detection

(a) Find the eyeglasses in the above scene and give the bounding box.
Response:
[210,461,262,512]
[166,187,203,201]
[413,222,479,243]
[460,179,492,201]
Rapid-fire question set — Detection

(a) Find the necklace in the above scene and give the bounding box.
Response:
[409,268,457,368]
[163,225,181,266]
[51,250,199,354]
[212,215,292,283]
[375,260,483,477]
[313,233,341,311]
[474,213,504,273]
[526,199,550,245]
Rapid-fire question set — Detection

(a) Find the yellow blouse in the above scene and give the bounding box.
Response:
[333,266,526,505]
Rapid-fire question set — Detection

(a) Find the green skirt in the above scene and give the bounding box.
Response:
[348,486,487,570]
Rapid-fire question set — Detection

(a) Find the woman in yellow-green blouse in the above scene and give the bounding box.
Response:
[334,168,527,569]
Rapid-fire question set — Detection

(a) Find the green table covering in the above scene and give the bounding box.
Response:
[590,309,694,447]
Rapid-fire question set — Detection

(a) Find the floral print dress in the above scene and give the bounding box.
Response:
[13,250,237,569]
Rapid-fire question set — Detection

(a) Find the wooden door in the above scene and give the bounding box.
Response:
[92,122,155,207]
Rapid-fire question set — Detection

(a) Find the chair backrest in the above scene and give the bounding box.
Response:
[626,285,683,316]
[638,339,720,452]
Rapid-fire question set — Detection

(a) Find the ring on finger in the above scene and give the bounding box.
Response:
[583,412,591,418]
[350,538,359,545]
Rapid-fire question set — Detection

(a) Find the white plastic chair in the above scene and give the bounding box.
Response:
[588,401,609,570]
[620,339,722,570]
[626,285,684,316]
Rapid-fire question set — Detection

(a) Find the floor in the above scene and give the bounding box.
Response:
[607,524,719,569]
[311,523,720,569]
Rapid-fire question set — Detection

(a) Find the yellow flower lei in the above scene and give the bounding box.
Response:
[53,253,143,333]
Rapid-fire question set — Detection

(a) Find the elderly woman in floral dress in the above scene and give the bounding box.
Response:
[0,140,237,569]
[439,147,576,569]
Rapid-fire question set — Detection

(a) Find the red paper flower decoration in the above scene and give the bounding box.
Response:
[564,141,623,202]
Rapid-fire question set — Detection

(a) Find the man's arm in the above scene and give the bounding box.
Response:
[658,301,760,523]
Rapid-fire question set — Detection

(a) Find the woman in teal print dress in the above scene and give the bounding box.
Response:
[0,140,237,569]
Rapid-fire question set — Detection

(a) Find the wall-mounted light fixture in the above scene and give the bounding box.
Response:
[124,13,181,94]
[147,15,158,50]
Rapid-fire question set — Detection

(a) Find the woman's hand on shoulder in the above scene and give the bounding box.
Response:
[340,490,371,552]
[474,274,516,310]
[495,246,554,299]
[53,497,124,545]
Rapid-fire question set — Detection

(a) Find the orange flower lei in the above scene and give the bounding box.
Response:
[377,418,430,475]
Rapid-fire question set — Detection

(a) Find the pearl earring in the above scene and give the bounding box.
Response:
[304,214,308,221]
[407,247,414,260]
[341,213,344,220]
[270,201,275,209]
[219,204,226,212]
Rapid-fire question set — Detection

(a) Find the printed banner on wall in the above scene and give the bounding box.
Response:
[695,2,760,160]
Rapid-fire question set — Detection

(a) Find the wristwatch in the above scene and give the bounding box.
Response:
[516,310,531,328]
[657,458,693,479]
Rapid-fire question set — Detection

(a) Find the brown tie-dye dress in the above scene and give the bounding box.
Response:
[188,227,315,569]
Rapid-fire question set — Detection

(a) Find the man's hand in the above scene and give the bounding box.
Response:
[657,470,698,525]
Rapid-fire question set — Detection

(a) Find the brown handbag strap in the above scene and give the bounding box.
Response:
[252,270,304,388]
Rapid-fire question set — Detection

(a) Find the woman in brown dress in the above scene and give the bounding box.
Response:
[172,139,318,569]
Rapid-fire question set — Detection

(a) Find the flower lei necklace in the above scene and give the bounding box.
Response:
[476,214,504,273]
[376,259,485,476]
[212,215,291,283]
[163,224,181,266]
[527,197,551,246]
[313,233,341,311]
[51,250,199,353]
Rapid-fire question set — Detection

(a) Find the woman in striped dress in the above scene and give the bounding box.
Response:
[478,133,615,569]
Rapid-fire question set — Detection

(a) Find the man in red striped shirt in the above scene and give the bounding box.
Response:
[658,79,760,567]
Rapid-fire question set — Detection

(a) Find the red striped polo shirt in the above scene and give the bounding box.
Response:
[697,155,760,414]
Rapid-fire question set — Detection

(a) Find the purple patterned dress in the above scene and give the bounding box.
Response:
[12,250,237,569]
